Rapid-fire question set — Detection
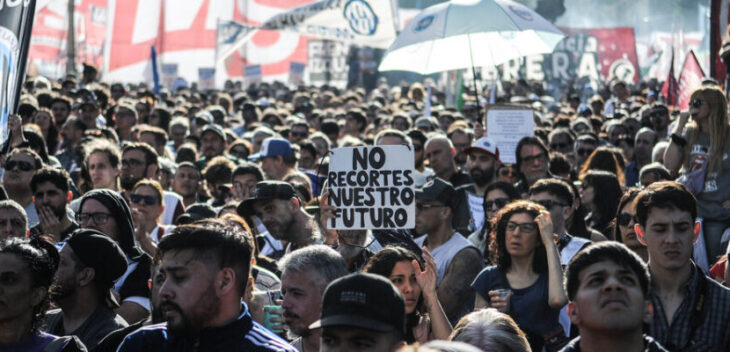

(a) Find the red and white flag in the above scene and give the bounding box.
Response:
[661,48,678,106]
[677,50,706,110]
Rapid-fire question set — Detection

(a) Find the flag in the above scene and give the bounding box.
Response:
[677,50,706,110]
[661,48,678,106]
[151,46,161,96]
[215,20,257,65]
[217,0,397,64]
[0,0,37,149]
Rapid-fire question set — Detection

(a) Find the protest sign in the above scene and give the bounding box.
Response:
[485,106,534,164]
[328,145,415,230]
[289,61,305,85]
[1,0,37,148]
[198,67,215,90]
[160,63,178,90]
[308,40,348,87]
[245,64,262,85]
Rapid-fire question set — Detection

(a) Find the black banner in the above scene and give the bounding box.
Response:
[0,0,37,146]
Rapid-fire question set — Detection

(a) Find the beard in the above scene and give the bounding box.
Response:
[265,215,295,241]
[50,279,77,303]
[120,175,142,191]
[469,165,495,187]
[162,283,221,336]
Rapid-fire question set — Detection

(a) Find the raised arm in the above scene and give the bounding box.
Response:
[663,111,690,175]
[437,246,484,321]
[536,211,568,309]
[413,248,452,340]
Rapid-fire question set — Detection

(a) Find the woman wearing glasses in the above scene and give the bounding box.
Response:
[471,200,567,352]
[664,86,730,263]
[130,179,172,256]
[468,182,519,259]
[76,189,151,325]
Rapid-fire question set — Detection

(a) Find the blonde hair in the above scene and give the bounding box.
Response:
[683,87,730,174]
[450,308,531,352]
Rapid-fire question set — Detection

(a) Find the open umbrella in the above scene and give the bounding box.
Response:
[378,0,565,75]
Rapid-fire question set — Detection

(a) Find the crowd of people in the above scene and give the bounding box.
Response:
[1,65,730,352]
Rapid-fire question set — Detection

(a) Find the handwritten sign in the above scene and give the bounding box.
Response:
[486,107,534,164]
[328,145,415,230]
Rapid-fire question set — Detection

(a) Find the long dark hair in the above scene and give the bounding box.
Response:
[489,200,548,273]
[579,146,625,186]
[613,188,641,243]
[581,170,622,235]
[364,246,424,344]
[0,237,59,334]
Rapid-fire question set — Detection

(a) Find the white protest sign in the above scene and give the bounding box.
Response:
[486,108,534,164]
[328,145,415,230]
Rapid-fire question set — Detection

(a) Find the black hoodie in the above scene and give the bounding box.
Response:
[78,189,151,306]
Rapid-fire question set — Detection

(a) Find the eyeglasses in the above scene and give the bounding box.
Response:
[690,99,705,108]
[506,221,537,233]
[76,212,112,225]
[484,198,510,210]
[534,199,568,209]
[5,160,35,172]
[122,158,145,168]
[415,202,446,210]
[130,194,159,205]
[576,148,595,157]
[617,213,638,227]
[550,142,569,150]
[521,153,546,164]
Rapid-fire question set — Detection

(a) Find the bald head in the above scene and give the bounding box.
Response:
[425,135,456,179]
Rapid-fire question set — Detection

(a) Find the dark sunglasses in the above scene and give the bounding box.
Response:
[122,159,145,168]
[617,213,638,227]
[690,99,705,108]
[415,202,446,210]
[484,198,510,210]
[550,142,569,150]
[5,160,35,171]
[534,199,568,209]
[499,168,517,177]
[130,194,159,205]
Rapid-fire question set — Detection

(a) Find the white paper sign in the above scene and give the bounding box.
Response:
[486,109,534,164]
[328,145,415,230]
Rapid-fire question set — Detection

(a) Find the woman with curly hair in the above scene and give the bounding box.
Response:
[664,86,730,262]
[364,246,453,344]
[0,237,85,350]
[471,200,567,352]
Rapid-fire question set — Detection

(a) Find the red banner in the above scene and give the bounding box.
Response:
[661,48,678,106]
[678,50,706,110]
[560,27,640,83]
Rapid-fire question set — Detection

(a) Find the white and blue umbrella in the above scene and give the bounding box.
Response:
[378,0,565,74]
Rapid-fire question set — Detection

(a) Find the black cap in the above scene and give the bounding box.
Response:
[175,203,217,225]
[415,177,456,210]
[65,229,128,307]
[309,273,405,334]
[237,181,297,217]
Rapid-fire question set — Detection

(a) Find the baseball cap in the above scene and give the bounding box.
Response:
[237,181,298,217]
[175,203,217,225]
[463,137,500,161]
[64,229,128,307]
[309,273,406,334]
[416,178,456,209]
[201,124,226,141]
[248,137,293,160]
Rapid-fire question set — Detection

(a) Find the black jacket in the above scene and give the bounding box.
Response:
[117,304,296,352]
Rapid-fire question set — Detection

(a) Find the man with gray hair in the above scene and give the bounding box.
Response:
[278,245,347,352]
[0,199,28,239]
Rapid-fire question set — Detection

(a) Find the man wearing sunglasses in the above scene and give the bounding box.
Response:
[573,135,598,173]
[288,121,310,144]
[413,178,482,324]
[3,148,43,228]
